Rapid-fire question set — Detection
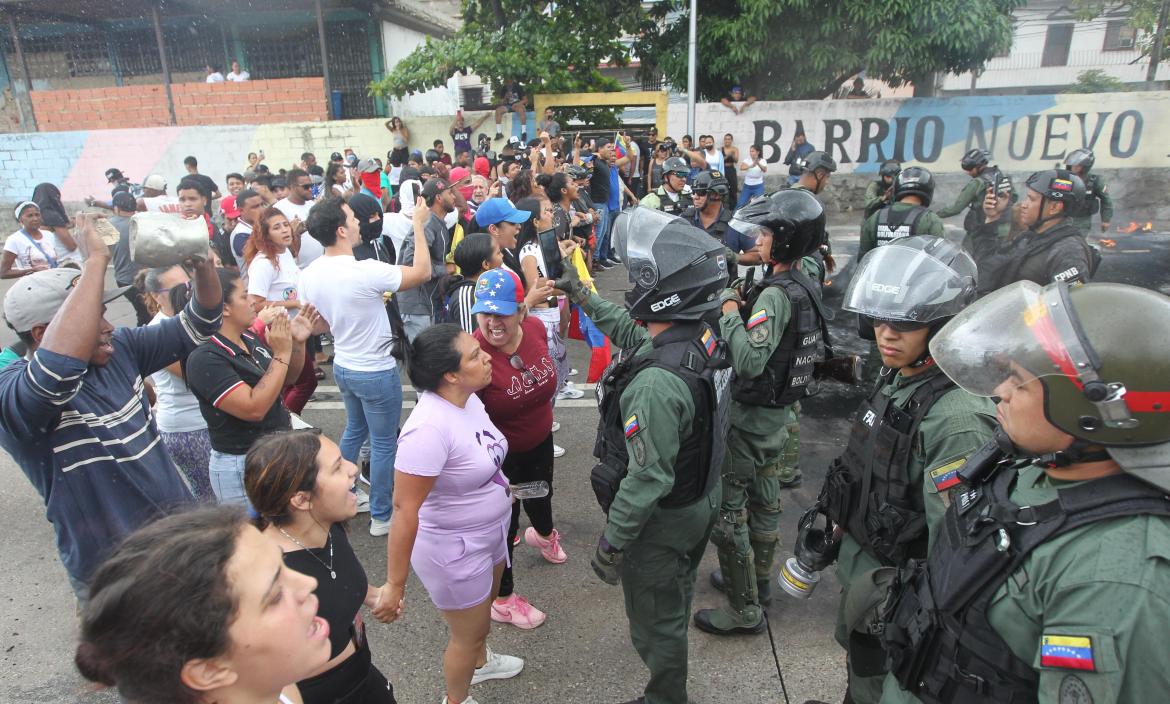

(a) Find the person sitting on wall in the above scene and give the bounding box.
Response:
[720,85,757,115]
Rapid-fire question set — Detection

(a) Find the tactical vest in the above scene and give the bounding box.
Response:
[1068,173,1104,218]
[820,367,956,566]
[875,206,928,247]
[590,322,731,513]
[654,185,692,216]
[731,268,827,408]
[686,206,732,243]
[882,464,1170,704]
[977,222,1098,296]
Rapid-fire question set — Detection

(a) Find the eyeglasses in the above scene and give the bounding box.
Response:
[509,354,535,385]
[692,189,708,196]
[863,315,930,333]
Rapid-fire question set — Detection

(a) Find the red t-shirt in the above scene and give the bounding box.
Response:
[474,316,556,453]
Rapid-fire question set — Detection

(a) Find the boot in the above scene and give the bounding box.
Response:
[709,568,773,606]
[694,557,764,635]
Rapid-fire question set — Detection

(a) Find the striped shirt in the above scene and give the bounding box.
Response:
[0,298,222,587]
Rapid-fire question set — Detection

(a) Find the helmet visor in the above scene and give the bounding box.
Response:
[613,206,680,289]
[842,243,976,322]
[929,281,1087,397]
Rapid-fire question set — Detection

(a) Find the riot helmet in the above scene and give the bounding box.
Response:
[692,170,730,198]
[612,206,730,322]
[892,166,935,206]
[960,148,990,171]
[425,149,441,164]
[663,156,690,179]
[730,189,825,265]
[1065,148,1095,174]
[799,151,837,175]
[1023,169,1084,229]
[565,164,589,181]
[879,160,902,180]
[844,236,976,326]
[930,281,1170,486]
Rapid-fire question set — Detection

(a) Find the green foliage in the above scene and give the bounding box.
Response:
[635,0,1027,101]
[1064,69,1131,93]
[370,0,648,122]
[1074,0,1168,62]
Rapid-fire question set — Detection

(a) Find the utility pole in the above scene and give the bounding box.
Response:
[686,0,697,139]
[1147,0,1170,86]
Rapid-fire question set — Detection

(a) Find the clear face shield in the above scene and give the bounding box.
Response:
[613,206,680,290]
[842,244,976,323]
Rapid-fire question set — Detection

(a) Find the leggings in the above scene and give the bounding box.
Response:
[498,431,555,598]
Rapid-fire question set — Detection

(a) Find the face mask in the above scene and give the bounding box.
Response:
[444,210,459,229]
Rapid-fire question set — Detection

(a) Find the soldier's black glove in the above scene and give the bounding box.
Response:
[723,247,740,268]
[591,535,623,585]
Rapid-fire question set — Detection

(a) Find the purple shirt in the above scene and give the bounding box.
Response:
[396,391,511,534]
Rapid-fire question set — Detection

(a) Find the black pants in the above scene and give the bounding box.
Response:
[297,639,396,704]
[498,431,555,597]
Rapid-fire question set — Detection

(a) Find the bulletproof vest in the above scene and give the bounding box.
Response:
[977,222,1095,296]
[731,268,828,408]
[590,322,731,513]
[654,185,692,216]
[820,367,956,566]
[1068,173,1103,218]
[882,463,1170,704]
[875,206,928,247]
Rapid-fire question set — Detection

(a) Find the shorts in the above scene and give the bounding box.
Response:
[411,518,509,611]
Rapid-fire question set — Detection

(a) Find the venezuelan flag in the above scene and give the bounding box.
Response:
[929,459,964,492]
[702,329,716,356]
[624,414,640,438]
[746,309,768,330]
[1040,635,1094,671]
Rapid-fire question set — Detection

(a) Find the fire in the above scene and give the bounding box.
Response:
[1143,222,1153,232]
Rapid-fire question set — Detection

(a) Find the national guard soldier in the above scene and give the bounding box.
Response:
[935,148,996,236]
[970,169,1097,296]
[693,189,829,635]
[800,237,998,703]
[1064,148,1113,235]
[640,156,693,215]
[881,280,1170,704]
[859,167,946,259]
[555,207,732,704]
[863,160,901,219]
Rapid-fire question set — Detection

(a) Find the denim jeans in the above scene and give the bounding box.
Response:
[737,182,766,208]
[209,450,253,512]
[334,364,403,522]
[593,204,611,262]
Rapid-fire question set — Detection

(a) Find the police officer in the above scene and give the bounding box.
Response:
[881,280,1170,704]
[809,237,997,703]
[693,189,828,635]
[556,207,731,704]
[859,167,946,259]
[863,160,901,218]
[1065,147,1113,235]
[970,169,1096,296]
[640,157,693,215]
[935,148,996,235]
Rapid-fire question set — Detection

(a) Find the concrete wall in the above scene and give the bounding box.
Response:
[29,78,328,132]
[381,21,463,117]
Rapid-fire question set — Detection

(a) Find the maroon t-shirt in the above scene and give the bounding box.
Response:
[474,316,556,453]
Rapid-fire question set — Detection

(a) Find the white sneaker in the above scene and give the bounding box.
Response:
[556,386,584,400]
[553,444,566,458]
[551,421,561,433]
[470,647,524,684]
[369,517,391,536]
[568,368,579,377]
[354,488,370,514]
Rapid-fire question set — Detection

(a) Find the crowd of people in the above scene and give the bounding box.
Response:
[0,100,1166,704]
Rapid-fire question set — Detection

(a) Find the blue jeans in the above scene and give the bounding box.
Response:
[594,204,611,262]
[334,364,403,521]
[737,182,765,208]
[209,450,253,512]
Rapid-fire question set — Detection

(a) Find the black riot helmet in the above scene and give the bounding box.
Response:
[1065,148,1095,174]
[663,156,690,179]
[1024,169,1085,229]
[879,160,901,179]
[565,164,589,181]
[799,151,837,175]
[892,166,936,206]
[960,148,991,171]
[692,170,730,198]
[730,189,826,265]
[613,206,730,322]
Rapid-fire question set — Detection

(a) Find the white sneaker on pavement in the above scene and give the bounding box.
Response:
[551,421,561,433]
[556,385,584,400]
[470,647,524,684]
[354,488,370,514]
[553,444,566,458]
[369,517,390,536]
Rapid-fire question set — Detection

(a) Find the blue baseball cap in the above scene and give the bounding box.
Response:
[470,268,525,316]
[475,198,531,227]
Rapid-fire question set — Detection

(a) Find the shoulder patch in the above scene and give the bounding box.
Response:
[1041,635,1095,672]
[927,458,965,493]
[624,414,641,439]
[701,328,717,356]
[746,309,768,330]
[749,325,769,343]
[1058,674,1093,704]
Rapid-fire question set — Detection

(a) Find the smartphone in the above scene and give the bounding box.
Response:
[258,149,265,158]
[538,228,565,279]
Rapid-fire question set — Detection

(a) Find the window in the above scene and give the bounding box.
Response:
[1103,20,1137,51]
[1041,24,1074,67]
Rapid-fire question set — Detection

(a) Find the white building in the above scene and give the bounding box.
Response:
[940,1,1170,95]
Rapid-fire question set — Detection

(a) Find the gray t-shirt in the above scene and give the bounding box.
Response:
[109,214,139,285]
[395,212,448,316]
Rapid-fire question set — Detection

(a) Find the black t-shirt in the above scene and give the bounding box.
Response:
[590,159,611,203]
[186,173,219,196]
[186,331,291,454]
[500,82,525,105]
[283,523,368,659]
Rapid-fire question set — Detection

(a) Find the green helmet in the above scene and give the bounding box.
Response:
[663,156,690,178]
[930,281,1170,487]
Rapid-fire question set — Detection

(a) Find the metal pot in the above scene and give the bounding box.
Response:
[129,212,208,267]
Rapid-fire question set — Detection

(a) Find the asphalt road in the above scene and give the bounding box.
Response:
[1,223,1165,704]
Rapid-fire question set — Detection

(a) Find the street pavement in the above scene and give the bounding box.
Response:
[0,222,1166,704]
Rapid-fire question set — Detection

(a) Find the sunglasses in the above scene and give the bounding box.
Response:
[863,315,930,333]
[692,189,709,196]
[508,354,535,385]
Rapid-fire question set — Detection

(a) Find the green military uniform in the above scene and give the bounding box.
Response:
[934,175,984,221]
[880,463,1170,704]
[859,202,946,260]
[640,185,692,215]
[582,290,720,704]
[863,179,891,215]
[833,376,995,703]
[1070,172,1113,234]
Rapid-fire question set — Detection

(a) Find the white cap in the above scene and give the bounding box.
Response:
[143,174,167,190]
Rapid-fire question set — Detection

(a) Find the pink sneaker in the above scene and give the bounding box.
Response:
[490,594,546,629]
[524,527,568,564]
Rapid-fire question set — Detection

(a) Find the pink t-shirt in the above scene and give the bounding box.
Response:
[396,392,511,534]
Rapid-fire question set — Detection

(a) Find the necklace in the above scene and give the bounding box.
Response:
[278,526,336,580]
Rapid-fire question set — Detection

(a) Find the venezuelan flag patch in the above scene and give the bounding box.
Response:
[1052,178,1074,192]
[746,309,768,330]
[624,414,641,438]
[1040,635,1095,671]
[701,329,716,356]
[929,458,964,492]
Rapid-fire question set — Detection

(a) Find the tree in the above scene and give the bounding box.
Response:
[634,0,1026,101]
[1064,69,1130,93]
[370,0,648,122]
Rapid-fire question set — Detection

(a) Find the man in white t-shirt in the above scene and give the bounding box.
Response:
[226,60,250,82]
[139,174,181,214]
[273,169,323,268]
[205,65,225,83]
[299,195,434,536]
